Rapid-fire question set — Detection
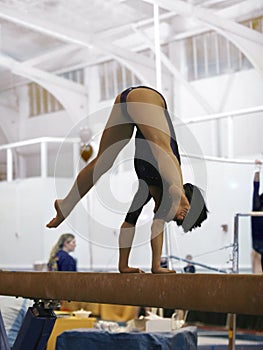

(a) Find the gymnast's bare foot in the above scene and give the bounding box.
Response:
[151,267,176,274]
[46,199,67,228]
[167,185,190,222]
[119,266,145,273]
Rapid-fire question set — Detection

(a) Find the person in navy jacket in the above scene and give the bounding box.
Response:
[251,160,263,273]
[48,233,77,271]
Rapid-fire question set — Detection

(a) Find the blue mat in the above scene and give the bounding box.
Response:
[56,327,197,350]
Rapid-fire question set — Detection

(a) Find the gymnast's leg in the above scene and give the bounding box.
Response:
[119,180,151,273]
[47,95,134,228]
[251,249,262,273]
[126,88,189,222]
[118,222,144,273]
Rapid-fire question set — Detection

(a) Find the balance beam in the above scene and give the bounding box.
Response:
[0,271,262,315]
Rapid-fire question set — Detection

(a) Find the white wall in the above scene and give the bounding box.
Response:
[0,67,262,273]
[175,70,263,118]
[82,158,256,273]
[0,158,258,273]
[171,69,263,158]
[0,177,97,270]
[172,158,255,273]
[0,104,20,145]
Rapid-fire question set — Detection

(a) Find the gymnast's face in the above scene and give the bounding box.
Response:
[173,199,191,227]
[160,191,189,224]
[176,208,189,222]
[173,212,185,226]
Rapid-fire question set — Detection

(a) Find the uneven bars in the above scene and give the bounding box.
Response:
[168,255,229,273]
[233,211,263,274]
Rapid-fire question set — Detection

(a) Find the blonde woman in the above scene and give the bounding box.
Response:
[48,233,77,271]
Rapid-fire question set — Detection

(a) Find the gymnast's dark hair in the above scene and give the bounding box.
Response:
[176,183,208,233]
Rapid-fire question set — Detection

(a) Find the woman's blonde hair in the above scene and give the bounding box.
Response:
[47,233,75,271]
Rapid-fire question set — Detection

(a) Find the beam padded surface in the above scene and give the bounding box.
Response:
[0,272,262,315]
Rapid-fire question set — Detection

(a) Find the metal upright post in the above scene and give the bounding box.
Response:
[153,3,162,91]
[73,141,80,178]
[232,214,239,274]
[228,214,239,350]
[164,223,172,269]
[6,148,13,182]
[40,141,48,178]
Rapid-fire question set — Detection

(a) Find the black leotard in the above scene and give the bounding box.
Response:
[120,86,180,187]
[120,86,181,224]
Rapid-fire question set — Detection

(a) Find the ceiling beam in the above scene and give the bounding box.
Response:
[0,44,90,93]
[0,54,88,125]
[134,27,215,113]
[0,54,87,95]
[144,0,263,76]
[22,44,80,68]
[144,0,263,45]
[0,4,157,86]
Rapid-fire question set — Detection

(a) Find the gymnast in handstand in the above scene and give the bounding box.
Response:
[118,87,208,274]
[46,86,190,232]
